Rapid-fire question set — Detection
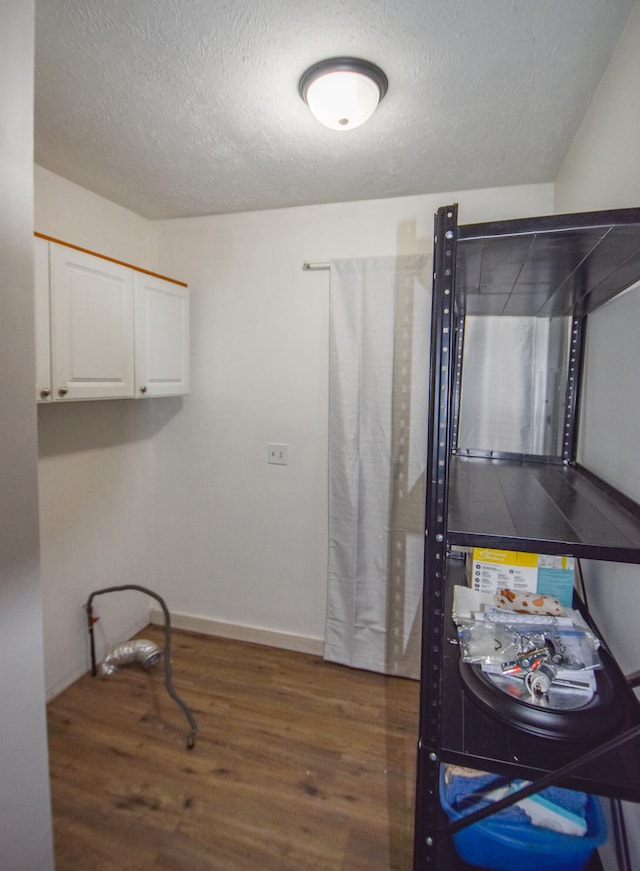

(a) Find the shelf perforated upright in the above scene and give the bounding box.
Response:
[414,204,459,867]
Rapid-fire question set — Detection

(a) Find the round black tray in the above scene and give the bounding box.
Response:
[459,658,624,740]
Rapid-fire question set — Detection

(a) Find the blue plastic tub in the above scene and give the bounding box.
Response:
[440,771,607,871]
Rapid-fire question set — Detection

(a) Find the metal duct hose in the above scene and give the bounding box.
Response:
[100,639,163,676]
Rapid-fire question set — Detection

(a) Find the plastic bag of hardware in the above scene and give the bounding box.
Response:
[456,620,547,666]
[456,620,601,672]
[454,620,520,665]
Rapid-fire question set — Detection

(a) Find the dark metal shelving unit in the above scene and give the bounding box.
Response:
[413,203,640,869]
[448,457,640,562]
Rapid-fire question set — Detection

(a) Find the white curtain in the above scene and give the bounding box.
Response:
[324,255,431,679]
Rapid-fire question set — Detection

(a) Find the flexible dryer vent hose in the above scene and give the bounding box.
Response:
[100,638,162,676]
[85,584,197,749]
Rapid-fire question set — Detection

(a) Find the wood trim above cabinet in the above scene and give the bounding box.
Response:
[33,232,187,288]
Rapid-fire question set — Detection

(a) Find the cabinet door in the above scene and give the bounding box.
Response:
[50,244,135,400]
[34,237,52,402]
[134,273,189,397]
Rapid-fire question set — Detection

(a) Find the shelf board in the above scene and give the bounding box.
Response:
[440,562,640,802]
[456,207,640,318]
[447,455,640,563]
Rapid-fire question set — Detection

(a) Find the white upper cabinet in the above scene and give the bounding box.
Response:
[34,236,52,402]
[35,235,189,403]
[49,243,135,400]
[134,273,189,397]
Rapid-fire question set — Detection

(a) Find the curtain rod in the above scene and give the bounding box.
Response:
[302,261,330,271]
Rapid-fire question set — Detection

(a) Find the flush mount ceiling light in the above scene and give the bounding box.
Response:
[298,57,388,131]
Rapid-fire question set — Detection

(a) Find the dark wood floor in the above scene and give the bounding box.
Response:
[47,626,420,870]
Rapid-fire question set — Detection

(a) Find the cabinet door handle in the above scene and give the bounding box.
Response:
[58,386,68,397]
[140,385,148,394]
[40,387,51,398]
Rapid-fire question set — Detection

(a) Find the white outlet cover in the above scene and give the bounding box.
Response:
[267,443,288,465]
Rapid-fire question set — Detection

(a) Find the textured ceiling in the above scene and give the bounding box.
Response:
[34,0,636,219]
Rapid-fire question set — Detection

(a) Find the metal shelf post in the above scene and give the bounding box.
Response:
[413,204,458,869]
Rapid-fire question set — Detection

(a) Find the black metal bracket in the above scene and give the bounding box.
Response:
[449,314,465,453]
[413,204,459,869]
[561,315,586,464]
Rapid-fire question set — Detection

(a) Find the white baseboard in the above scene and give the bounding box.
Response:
[46,664,90,702]
[148,609,325,657]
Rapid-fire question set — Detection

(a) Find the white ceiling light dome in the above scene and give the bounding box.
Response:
[299,57,388,131]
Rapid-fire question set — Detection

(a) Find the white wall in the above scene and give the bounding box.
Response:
[34,170,552,695]
[555,1,640,212]
[35,165,156,266]
[1,2,54,868]
[34,167,161,698]
[556,3,640,866]
[148,185,553,648]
